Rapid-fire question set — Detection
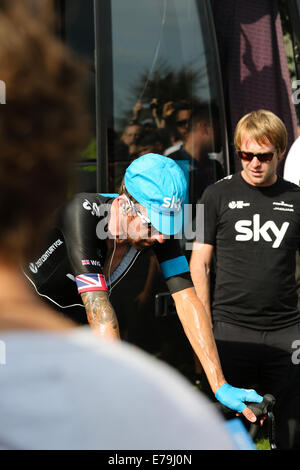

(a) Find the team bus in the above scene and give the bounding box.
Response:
[53,0,300,378]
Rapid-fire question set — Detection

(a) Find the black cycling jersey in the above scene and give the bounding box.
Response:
[200,173,300,330]
[25,193,192,324]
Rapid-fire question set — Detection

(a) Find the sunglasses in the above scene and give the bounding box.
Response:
[237,150,275,162]
[176,119,189,128]
[123,193,152,229]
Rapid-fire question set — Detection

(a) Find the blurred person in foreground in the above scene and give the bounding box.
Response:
[0,0,243,451]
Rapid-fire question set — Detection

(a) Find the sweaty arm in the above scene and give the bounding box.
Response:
[172,286,224,393]
[154,238,262,422]
[189,241,214,327]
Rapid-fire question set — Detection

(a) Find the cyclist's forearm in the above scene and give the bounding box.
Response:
[190,243,213,326]
[81,291,120,340]
[172,287,225,393]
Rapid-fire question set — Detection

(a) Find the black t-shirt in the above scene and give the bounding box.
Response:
[200,173,300,330]
[25,193,192,324]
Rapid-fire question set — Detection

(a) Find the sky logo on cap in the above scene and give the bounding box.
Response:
[162,196,182,211]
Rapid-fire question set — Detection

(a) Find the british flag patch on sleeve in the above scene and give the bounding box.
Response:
[75,273,108,294]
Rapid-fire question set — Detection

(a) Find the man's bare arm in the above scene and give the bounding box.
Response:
[172,286,225,393]
[172,286,260,422]
[81,291,120,340]
[189,241,214,326]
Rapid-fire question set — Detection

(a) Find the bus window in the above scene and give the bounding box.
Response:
[108,0,228,203]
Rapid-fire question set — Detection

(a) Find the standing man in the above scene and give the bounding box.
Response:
[190,109,300,449]
[25,152,262,421]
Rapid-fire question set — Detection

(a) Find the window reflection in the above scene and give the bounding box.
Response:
[109,0,225,206]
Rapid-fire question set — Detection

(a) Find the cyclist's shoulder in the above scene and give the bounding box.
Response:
[66,192,99,207]
[57,193,102,231]
[61,192,114,219]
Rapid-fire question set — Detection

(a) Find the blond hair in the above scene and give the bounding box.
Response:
[234,110,287,156]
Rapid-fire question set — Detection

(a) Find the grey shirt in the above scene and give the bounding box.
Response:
[0,327,235,450]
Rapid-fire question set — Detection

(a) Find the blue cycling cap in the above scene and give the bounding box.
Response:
[124,153,187,236]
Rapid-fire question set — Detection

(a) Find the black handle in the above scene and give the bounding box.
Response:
[216,393,276,419]
[247,394,276,445]
[247,394,276,419]
[216,394,277,447]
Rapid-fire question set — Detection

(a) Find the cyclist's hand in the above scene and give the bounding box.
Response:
[215,383,263,423]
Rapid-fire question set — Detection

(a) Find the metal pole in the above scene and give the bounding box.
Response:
[93,0,112,192]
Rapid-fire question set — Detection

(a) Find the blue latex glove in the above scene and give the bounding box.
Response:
[215,383,263,413]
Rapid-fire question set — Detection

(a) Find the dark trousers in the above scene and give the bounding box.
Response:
[204,320,300,449]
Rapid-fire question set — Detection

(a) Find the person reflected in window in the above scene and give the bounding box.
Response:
[163,100,192,156]
[168,103,224,205]
[110,123,142,191]
[118,123,142,160]
[131,98,192,156]
[134,128,170,158]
